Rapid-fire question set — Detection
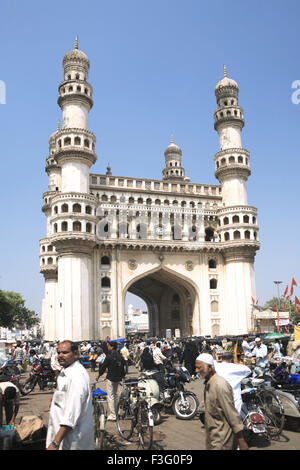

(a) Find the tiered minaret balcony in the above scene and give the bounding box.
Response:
[54,128,97,167]
[214,147,251,181]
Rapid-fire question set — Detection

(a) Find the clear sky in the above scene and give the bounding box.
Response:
[0,0,299,316]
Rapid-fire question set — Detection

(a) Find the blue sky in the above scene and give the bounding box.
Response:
[0,0,299,316]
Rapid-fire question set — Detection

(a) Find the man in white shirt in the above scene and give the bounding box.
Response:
[214,352,251,414]
[242,335,254,357]
[250,337,269,369]
[153,342,170,372]
[46,340,94,450]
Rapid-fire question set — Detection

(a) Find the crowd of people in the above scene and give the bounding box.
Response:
[0,333,299,451]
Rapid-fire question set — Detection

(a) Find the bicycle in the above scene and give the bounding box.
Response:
[91,380,108,450]
[116,379,154,450]
[255,386,285,439]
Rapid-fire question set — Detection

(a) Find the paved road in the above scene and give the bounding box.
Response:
[15,364,300,451]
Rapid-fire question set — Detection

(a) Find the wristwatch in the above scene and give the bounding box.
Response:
[51,440,59,449]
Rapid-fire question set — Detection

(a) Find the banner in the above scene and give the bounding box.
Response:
[294,325,300,341]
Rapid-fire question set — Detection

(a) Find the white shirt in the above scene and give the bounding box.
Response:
[242,340,254,357]
[214,361,251,413]
[153,346,166,365]
[251,344,269,368]
[46,360,94,450]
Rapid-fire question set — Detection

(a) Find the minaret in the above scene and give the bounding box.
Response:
[42,38,98,341]
[213,67,260,334]
[214,65,250,206]
[162,136,188,181]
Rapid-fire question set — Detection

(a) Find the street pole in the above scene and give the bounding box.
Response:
[274,281,282,332]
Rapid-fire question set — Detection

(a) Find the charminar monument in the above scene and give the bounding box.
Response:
[40,39,260,341]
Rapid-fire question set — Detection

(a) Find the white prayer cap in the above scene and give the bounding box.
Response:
[255,337,261,342]
[196,353,214,366]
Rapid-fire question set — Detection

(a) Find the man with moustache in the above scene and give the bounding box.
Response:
[46,340,94,450]
[195,353,248,451]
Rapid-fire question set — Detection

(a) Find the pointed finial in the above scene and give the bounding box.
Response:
[224,64,227,78]
[75,35,78,50]
[171,134,174,144]
[57,120,60,132]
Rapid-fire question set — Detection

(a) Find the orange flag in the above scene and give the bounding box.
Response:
[251,297,255,304]
[290,277,298,296]
[283,285,289,297]
[295,296,300,313]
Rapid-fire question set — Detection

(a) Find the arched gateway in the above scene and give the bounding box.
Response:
[40,42,260,342]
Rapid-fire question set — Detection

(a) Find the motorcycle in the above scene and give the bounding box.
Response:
[139,363,199,424]
[22,359,56,395]
[270,362,300,432]
[240,382,268,442]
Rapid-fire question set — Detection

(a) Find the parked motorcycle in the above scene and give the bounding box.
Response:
[22,359,56,395]
[270,362,300,431]
[240,384,268,442]
[139,364,199,424]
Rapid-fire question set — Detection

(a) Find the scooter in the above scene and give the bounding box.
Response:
[139,364,199,424]
[240,384,268,442]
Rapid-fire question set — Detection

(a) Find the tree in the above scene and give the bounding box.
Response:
[263,296,300,325]
[0,290,40,329]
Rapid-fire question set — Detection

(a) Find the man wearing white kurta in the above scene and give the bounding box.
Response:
[46,340,94,450]
[214,352,251,414]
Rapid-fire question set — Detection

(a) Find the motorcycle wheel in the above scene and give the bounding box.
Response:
[172,392,199,420]
[22,382,35,395]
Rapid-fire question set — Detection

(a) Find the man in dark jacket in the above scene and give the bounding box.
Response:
[97,341,125,421]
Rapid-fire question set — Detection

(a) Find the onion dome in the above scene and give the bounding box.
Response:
[63,36,90,71]
[164,135,182,157]
[215,65,239,99]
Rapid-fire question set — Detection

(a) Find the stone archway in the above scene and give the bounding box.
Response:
[123,266,199,338]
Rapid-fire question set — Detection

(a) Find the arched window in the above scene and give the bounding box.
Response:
[211,301,219,312]
[245,230,251,239]
[137,197,144,204]
[74,136,81,145]
[172,294,180,304]
[224,232,230,241]
[64,137,71,146]
[205,228,214,242]
[86,223,92,233]
[53,223,58,233]
[101,277,111,288]
[84,139,90,148]
[61,203,68,213]
[229,156,235,163]
[243,215,249,223]
[47,257,53,265]
[238,156,243,163]
[101,256,110,266]
[232,215,240,223]
[210,279,217,289]
[128,197,135,204]
[61,221,68,231]
[73,203,81,213]
[234,230,241,239]
[73,221,81,231]
[208,259,217,269]
[223,217,229,225]
[85,205,92,214]
[101,195,108,202]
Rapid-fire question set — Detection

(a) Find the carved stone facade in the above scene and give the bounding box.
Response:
[40,46,260,341]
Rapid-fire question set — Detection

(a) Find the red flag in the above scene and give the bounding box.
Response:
[276,306,280,332]
[295,296,300,313]
[251,297,255,304]
[283,285,289,297]
[290,277,298,296]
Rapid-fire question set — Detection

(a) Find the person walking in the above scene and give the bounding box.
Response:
[195,353,248,450]
[46,340,94,450]
[120,342,130,375]
[97,341,126,422]
[13,342,25,368]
